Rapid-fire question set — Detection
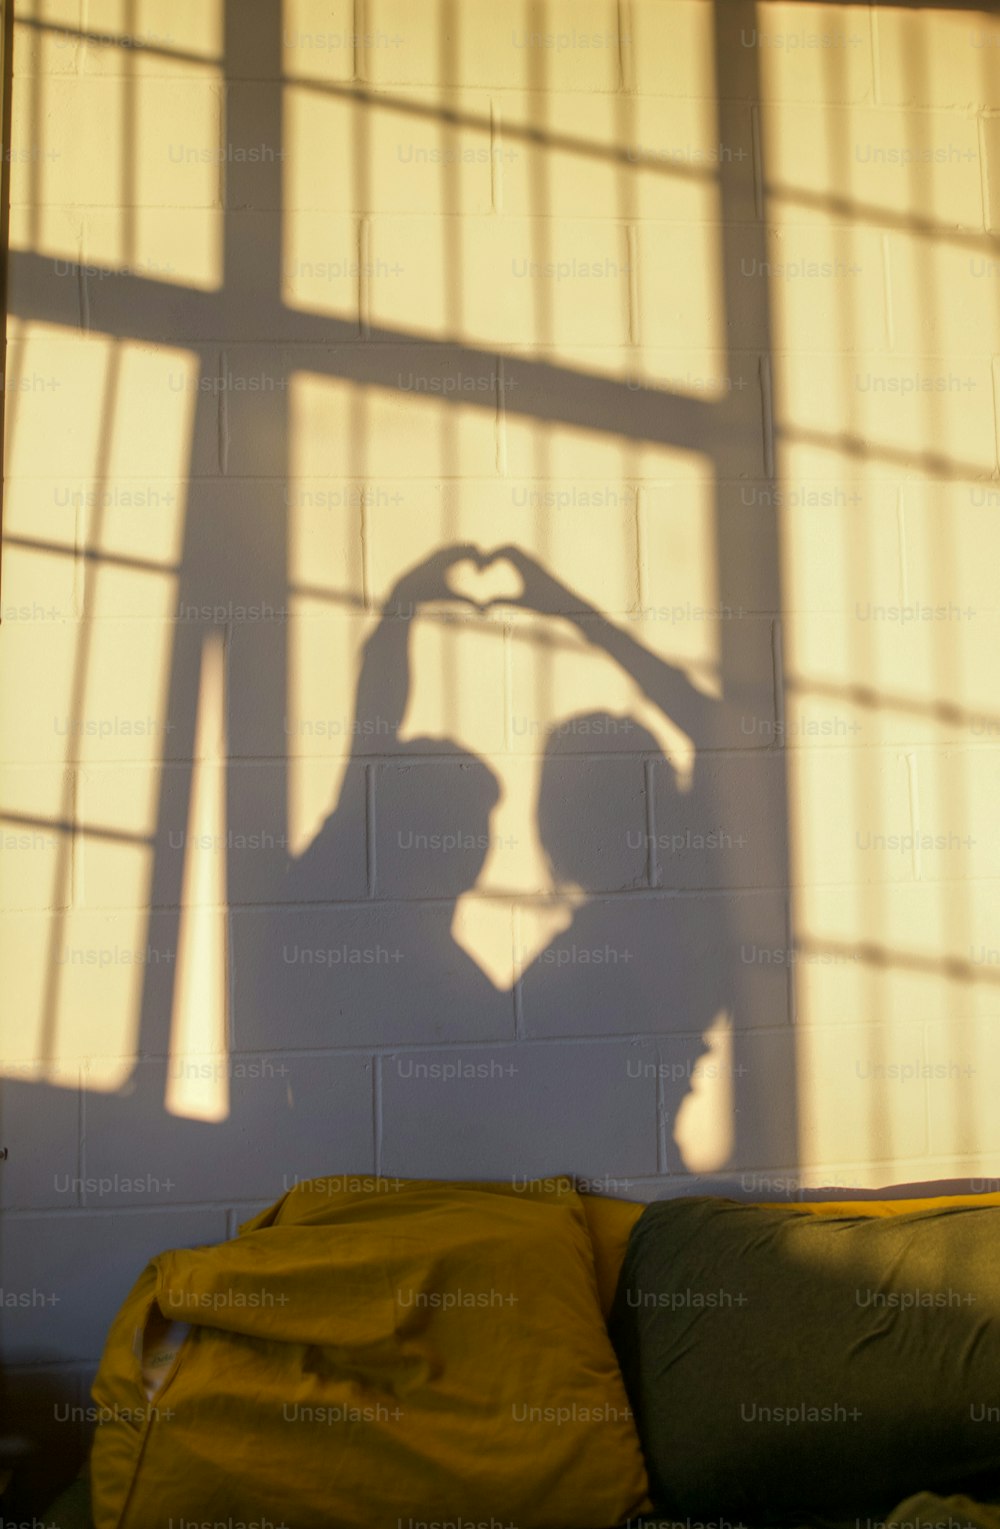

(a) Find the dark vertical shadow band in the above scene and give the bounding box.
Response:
[712,0,799,1175]
[0,0,14,610]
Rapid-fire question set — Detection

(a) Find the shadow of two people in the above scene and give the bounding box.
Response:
[289,545,732,1171]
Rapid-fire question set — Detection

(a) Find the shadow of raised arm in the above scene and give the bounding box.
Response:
[488,545,719,744]
[345,545,483,765]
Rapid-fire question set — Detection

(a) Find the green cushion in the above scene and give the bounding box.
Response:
[43,1470,93,1529]
[609,1197,1000,1522]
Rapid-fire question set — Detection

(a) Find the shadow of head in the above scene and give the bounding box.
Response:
[537,713,673,892]
[392,738,501,898]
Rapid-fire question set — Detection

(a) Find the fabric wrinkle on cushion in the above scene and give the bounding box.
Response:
[90,1183,651,1529]
[241,1174,648,1322]
[608,1196,1000,1524]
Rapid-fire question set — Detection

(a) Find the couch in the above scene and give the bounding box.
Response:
[42,1178,1000,1529]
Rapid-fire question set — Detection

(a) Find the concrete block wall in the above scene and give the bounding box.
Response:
[3,0,1000,1501]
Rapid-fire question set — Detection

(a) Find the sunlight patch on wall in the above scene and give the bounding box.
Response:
[4,323,114,478]
[365,0,622,92]
[282,211,368,325]
[84,207,224,294]
[78,765,160,919]
[399,615,507,753]
[285,374,370,857]
[44,0,227,283]
[450,755,553,983]
[0,906,150,1087]
[284,81,493,219]
[871,3,1000,109]
[510,900,577,989]
[364,482,642,622]
[450,897,518,993]
[84,0,223,67]
[285,474,365,614]
[289,367,497,480]
[166,632,230,1123]
[11,0,85,76]
[367,217,635,364]
[673,1011,734,1175]
[0,767,72,913]
[8,205,85,279]
[0,480,80,625]
[282,607,367,860]
[752,2,873,104]
[796,1018,929,1174]
[508,612,698,787]
[0,331,197,1076]
[285,755,350,863]
[503,401,721,485]
[637,478,721,705]
[281,0,356,84]
[9,60,222,220]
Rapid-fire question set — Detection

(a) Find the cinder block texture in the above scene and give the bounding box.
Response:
[2,3,999,1425]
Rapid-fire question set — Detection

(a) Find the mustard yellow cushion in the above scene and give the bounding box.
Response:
[242,1172,648,1321]
[239,1170,582,1232]
[580,1194,645,1318]
[91,1182,651,1529]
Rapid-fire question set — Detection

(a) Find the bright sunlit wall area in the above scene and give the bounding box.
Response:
[2,0,1000,1498]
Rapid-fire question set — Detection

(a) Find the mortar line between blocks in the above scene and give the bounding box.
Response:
[626,224,640,347]
[226,862,236,1052]
[73,501,86,621]
[513,903,525,1040]
[635,485,647,612]
[359,216,371,338]
[360,490,372,610]
[783,889,796,1027]
[881,232,895,352]
[223,621,235,1056]
[617,0,633,93]
[69,758,81,908]
[373,1055,383,1174]
[656,1060,668,1174]
[979,113,992,239]
[896,485,908,608]
[219,349,230,475]
[905,750,921,882]
[216,83,227,210]
[79,227,90,334]
[644,757,659,888]
[365,763,377,896]
[759,353,774,480]
[771,616,786,740]
[490,100,502,214]
[77,1063,86,1208]
[495,355,508,475]
[502,620,513,752]
[750,105,764,222]
[352,0,364,83]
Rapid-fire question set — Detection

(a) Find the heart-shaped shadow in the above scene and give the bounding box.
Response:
[445,553,525,611]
